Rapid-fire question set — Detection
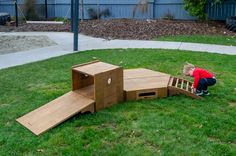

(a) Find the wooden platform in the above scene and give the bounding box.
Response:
[124,68,171,100]
[16,91,95,135]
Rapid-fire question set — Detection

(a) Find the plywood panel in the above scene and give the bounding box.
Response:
[124,68,170,79]
[73,62,120,76]
[16,91,95,135]
[76,85,94,99]
[124,76,170,91]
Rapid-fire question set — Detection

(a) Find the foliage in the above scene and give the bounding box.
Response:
[23,0,39,20]
[52,17,69,23]
[183,0,225,20]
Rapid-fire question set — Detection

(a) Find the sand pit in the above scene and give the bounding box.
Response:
[0,35,57,55]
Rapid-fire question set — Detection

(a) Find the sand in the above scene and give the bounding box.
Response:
[0,35,57,55]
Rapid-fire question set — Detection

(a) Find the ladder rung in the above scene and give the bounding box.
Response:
[186,81,189,91]
[181,79,184,89]
[175,78,179,88]
[169,77,174,86]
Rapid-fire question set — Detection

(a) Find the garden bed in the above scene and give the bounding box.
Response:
[0,19,235,40]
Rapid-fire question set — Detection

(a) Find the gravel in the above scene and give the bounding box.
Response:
[0,19,235,40]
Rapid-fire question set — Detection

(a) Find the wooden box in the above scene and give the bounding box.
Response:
[72,61,124,111]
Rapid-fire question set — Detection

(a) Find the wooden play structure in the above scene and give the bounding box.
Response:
[17,61,200,135]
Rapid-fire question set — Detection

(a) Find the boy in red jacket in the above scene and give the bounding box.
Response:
[183,63,216,96]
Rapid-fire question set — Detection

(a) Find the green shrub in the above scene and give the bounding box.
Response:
[23,0,39,20]
[183,0,225,21]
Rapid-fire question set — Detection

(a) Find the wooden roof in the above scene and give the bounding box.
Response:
[73,61,120,76]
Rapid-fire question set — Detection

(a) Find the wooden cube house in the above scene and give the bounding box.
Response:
[72,61,124,111]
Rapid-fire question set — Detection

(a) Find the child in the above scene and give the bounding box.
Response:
[183,63,216,96]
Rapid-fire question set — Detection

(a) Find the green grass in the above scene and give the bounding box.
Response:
[0,49,236,155]
[155,35,236,46]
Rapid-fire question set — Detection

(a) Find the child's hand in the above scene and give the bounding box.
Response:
[191,86,196,92]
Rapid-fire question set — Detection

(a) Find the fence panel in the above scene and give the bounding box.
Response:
[1,0,236,20]
[206,0,236,20]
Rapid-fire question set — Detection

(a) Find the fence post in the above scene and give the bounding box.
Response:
[153,0,155,19]
[71,0,74,32]
[45,0,48,19]
[14,0,18,27]
[73,0,79,51]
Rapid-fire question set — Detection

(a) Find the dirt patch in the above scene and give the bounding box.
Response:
[228,102,236,107]
[0,35,57,55]
[0,19,235,40]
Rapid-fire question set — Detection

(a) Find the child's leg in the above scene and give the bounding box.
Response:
[197,78,208,92]
[203,78,216,95]
[206,78,216,86]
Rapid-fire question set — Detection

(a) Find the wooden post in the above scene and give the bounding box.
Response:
[15,0,18,27]
[45,0,48,19]
[71,0,74,32]
[73,0,79,51]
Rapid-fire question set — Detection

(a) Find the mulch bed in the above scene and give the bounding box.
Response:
[0,19,235,40]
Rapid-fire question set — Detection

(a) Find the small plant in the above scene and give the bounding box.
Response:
[162,10,175,20]
[87,8,111,20]
[132,0,149,17]
[23,0,39,20]
[53,17,69,23]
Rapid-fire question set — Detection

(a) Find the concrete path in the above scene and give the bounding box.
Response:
[0,32,236,69]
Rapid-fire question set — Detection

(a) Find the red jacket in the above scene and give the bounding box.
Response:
[192,68,214,88]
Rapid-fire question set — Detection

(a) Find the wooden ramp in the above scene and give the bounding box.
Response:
[16,91,95,135]
[168,77,202,99]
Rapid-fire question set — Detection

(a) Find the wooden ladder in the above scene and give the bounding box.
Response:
[168,77,202,99]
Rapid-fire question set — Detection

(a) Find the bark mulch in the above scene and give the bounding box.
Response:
[0,19,235,40]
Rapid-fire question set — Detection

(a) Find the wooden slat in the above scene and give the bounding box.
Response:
[72,60,100,68]
[181,79,184,89]
[16,91,95,135]
[168,77,174,86]
[186,81,189,91]
[175,78,179,88]
[73,62,120,76]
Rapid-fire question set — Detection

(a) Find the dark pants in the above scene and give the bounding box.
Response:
[197,78,216,92]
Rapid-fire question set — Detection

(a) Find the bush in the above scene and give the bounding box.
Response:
[183,0,225,21]
[23,0,39,20]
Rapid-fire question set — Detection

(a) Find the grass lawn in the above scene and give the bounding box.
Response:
[155,35,236,46]
[0,49,236,155]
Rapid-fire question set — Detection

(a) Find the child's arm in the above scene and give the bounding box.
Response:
[193,73,200,90]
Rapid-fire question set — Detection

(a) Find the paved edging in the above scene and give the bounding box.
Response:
[0,32,236,69]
